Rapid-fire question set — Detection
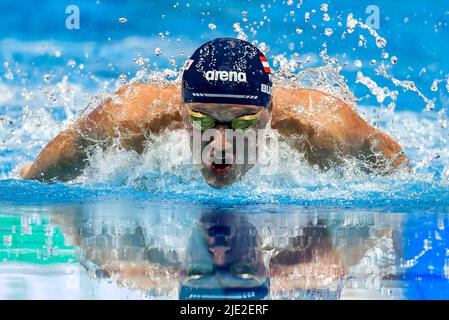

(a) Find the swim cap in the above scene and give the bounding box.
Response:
[182,38,273,107]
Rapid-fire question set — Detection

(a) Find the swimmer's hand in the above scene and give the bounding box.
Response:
[19,163,32,179]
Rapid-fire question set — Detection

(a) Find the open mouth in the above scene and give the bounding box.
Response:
[209,162,233,176]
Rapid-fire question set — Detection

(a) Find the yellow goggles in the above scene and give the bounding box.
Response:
[188,109,262,131]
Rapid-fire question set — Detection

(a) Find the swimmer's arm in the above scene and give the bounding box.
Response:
[20,126,89,182]
[21,83,183,182]
[19,98,121,182]
[272,88,409,172]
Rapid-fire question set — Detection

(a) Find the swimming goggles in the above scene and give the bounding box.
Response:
[188,109,263,131]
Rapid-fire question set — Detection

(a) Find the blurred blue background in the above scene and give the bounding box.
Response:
[0,0,448,111]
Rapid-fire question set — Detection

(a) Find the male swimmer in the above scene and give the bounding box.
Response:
[20,37,409,188]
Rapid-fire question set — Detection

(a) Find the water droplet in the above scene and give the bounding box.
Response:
[391,56,398,64]
[208,23,217,30]
[119,74,127,83]
[320,4,329,12]
[354,59,363,68]
[154,47,162,56]
[233,22,248,40]
[258,42,269,54]
[118,17,128,23]
[324,28,333,36]
[134,56,149,66]
[323,13,331,22]
[346,14,357,33]
[4,71,13,80]
[43,74,53,82]
[296,28,303,35]
[305,12,310,22]
[67,59,76,68]
[431,79,442,92]
[358,35,367,47]
[376,37,387,49]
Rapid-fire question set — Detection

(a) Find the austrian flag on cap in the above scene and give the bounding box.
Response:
[260,56,271,73]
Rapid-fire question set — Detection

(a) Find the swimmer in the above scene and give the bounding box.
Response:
[20,37,409,188]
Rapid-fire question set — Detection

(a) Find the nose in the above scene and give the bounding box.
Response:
[208,125,234,159]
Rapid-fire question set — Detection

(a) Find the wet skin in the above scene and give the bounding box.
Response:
[20,83,409,187]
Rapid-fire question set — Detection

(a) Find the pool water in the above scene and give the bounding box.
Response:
[1,0,449,299]
[1,201,448,299]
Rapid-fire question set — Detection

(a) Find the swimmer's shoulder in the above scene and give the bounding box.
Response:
[103,83,183,121]
[272,87,372,144]
[273,87,349,111]
[115,82,183,109]
[272,87,358,123]
[89,83,183,136]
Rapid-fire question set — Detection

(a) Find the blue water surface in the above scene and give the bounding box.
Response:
[1,0,449,300]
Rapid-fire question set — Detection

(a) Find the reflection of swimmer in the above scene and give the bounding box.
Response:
[179,212,269,300]
[21,38,409,188]
[48,206,400,299]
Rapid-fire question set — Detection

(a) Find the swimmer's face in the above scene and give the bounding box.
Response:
[181,103,271,189]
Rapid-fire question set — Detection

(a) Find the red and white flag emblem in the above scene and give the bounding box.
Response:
[260,56,271,73]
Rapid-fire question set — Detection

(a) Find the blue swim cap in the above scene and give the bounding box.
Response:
[182,38,273,108]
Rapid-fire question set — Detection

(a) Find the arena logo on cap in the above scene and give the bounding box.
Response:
[204,70,247,83]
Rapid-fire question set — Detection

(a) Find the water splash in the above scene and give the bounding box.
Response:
[273,66,358,106]
[356,71,397,104]
[346,13,387,49]
[376,64,436,111]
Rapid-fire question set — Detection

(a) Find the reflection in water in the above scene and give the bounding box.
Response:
[179,212,269,299]
[1,203,448,299]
